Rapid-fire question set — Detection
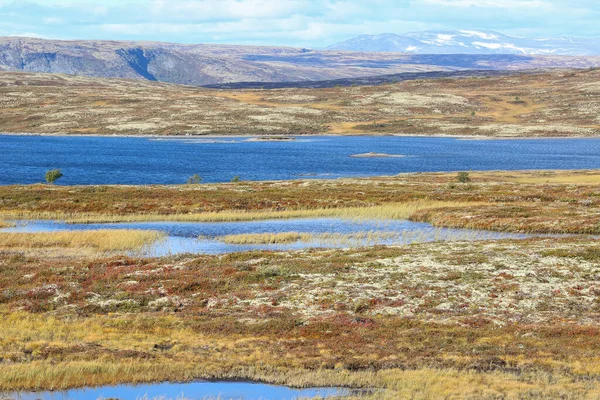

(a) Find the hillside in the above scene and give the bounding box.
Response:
[2,37,600,86]
[0,68,599,137]
[328,30,600,55]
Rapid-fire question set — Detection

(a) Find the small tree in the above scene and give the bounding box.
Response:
[187,174,202,184]
[231,175,241,183]
[456,171,470,183]
[45,169,63,184]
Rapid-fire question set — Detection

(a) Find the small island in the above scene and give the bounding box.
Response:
[245,136,297,142]
[350,152,406,158]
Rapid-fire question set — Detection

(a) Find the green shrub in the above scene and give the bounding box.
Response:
[457,171,471,183]
[45,169,63,184]
[187,174,202,184]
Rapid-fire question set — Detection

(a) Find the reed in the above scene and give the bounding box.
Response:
[0,230,164,252]
[0,201,470,225]
[217,228,512,247]
[220,232,312,244]
[219,231,400,245]
[0,220,13,228]
[2,361,594,399]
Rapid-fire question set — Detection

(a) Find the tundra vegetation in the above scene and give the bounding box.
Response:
[1,68,600,137]
[2,170,600,398]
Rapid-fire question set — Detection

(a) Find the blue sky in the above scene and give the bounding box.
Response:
[0,0,599,47]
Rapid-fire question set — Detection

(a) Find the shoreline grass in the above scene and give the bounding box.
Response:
[220,232,312,244]
[219,231,402,245]
[0,220,14,229]
[0,201,473,225]
[4,361,598,399]
[3,170,600,235]
[2,307,600,398]
[0,230,165,252]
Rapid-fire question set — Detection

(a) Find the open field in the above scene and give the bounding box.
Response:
[1,68,600,136]
[0,171,600,399]
[2,238,600,398]
[2,170,600,398]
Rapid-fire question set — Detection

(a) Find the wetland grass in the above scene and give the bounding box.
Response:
[219,231,400,246]
[0,230,164,252]
[0,201,470,225]
[220,232,312,244]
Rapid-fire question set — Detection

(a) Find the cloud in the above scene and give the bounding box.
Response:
[0,0,598,46]
[149,0,312,21]
[420,0,546,8]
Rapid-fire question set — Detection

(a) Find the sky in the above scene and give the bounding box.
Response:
[0,0,599,47]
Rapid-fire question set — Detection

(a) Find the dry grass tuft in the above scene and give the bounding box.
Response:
[0,230,164,252]
[220,232,311,244]
[0,201,470,225]
[219,231,401,245]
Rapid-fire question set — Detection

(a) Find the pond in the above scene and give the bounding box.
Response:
[3,218,534,256]
[2,135,600,185]
[3,380,353,400]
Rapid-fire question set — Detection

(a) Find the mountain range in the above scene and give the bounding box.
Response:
[0,35,599,86]
[327,30,600,56]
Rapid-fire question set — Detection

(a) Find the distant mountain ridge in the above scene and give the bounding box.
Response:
[327,30,600,56]
[1,36,600,86]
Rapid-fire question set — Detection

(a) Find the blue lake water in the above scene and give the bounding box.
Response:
[4,218,534,256]
[4,380,351,400]
[1,135,600,185]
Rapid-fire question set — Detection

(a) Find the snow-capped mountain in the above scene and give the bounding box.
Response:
[327,30,600,55]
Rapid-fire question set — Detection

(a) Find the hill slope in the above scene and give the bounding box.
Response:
[0,68,599,137]
[1,37,600,86]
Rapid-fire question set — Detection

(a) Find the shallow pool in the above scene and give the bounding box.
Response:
[2,218,534,256]
[4,380,352,400]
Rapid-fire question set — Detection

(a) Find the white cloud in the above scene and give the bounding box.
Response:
[472,41,502,49]
[421,0,546,8]
[43,17,64,25]
[149,0,310,21]
[0,0,599,46]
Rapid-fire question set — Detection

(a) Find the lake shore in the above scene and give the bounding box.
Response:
[1,131,598,140]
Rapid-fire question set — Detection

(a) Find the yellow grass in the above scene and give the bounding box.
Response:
[0,201,473,225]
[220,232,311,244]
[218,231,401,245]
[0,230,164,252]
[1,311,599,398]
[512,173,600,185]
[469,170,600,185]
[0,220,13,228]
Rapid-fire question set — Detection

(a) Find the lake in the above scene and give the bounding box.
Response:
[1,135,600,185]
